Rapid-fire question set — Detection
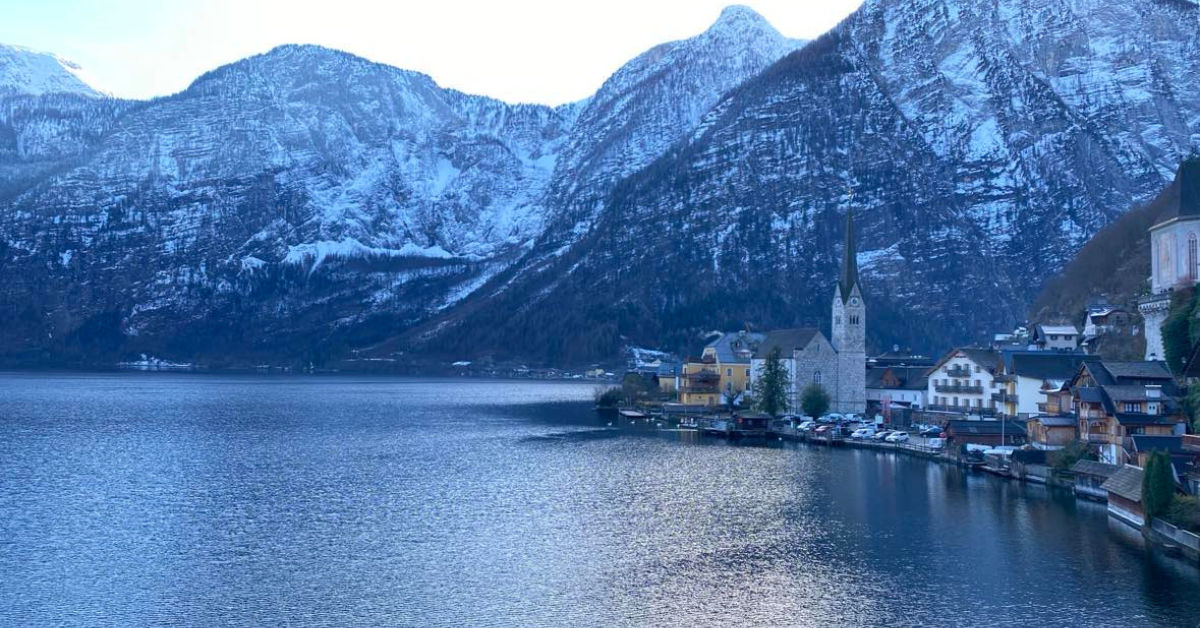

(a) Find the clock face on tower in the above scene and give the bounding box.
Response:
[850,297,859,306]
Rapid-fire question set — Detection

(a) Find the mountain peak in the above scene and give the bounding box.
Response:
[0,43,106,98]
[711,5,773,31]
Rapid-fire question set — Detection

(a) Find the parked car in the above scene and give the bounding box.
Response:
[871,430,893,441]
[886,431,910,443]
[851,428,876,440]
[919,426,944,438]
[814,425,833,435]
[798,421,816,432]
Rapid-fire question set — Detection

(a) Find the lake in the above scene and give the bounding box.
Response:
[1,372,1198,627]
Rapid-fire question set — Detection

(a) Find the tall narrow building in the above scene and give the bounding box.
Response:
[830,209,867,414]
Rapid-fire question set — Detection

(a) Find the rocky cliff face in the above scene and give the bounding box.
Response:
[426,0,1200,364]
[0,8,800,365]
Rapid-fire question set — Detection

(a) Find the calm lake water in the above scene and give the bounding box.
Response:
[1,372,1199,627]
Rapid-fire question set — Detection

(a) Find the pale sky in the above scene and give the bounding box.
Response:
[0,0,863,105]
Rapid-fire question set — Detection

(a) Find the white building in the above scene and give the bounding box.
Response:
[926,348,1003,416]
[866,366,928,409]
[1140,159,1200,361]
[996,352,1092,419]
[1031,324,1081,352]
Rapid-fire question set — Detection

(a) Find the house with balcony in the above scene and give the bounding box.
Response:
[680,331,764,406]
[680,359,722,406]
[926,348,1002,416]
[1026,416,1077,450]
[1069,361,1186,465]
[995,352,1094,419]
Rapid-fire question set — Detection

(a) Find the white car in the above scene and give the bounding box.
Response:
[850,428,876,440]
[886,431,910,443]
[798,421,817,432]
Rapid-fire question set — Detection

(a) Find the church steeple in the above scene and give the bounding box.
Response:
[838,208,860,303]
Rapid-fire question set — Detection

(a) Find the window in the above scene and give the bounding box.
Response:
[814,371,822,385]
[745,368,751,377]
[1190,233,1198,281]
[1123,402,1139,413]
[975,365,981,373]
[726,368,732,377]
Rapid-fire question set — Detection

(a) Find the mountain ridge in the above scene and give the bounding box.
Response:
[0,6,804,366]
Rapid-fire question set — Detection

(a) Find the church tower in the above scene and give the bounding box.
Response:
[830,209,867,414]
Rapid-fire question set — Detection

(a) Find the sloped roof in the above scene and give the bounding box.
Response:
[1032,416,1076,427]
[1115,413,1182,427]
[1152,157,1200,227]
[1102,385,1159,401]
[1038,324,1080,336]
[754,328,820,359]
[930,347,1001,373]
[1072,460,1120,479]
[945,420,1026,436]
[1009,353,1093,381]
[866,366,929,391]
[1132,435,1188,455]
[1102,361,1173,382]
[1100,465,1144,502]
[706,331,766,364]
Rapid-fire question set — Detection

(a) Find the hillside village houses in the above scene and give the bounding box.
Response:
[649,165,1198,476]
[1139,159,1200,361]
[1070,360,1185,465]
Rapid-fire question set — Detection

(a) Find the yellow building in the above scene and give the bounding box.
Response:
[679,331,763,406]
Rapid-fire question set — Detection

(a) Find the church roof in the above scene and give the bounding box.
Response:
[838,208,860,303]
[754,328,822,359]
[1151,157,1200,228]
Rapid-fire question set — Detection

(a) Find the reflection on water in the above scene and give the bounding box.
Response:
[0,372,1197,627]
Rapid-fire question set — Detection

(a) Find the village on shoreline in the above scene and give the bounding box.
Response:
[599,160,1200,567]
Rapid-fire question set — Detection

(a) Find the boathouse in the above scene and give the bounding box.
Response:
[1072,460,1120,501]
[1101,465,1145,528]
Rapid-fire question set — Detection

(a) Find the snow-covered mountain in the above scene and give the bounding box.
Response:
[544,5,803,236]
[427,0,1200,364]
[0,44,105,97]
[0,7,801,365]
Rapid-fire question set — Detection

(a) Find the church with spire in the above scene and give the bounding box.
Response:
[750,209,867,414]
[829,209,867,414]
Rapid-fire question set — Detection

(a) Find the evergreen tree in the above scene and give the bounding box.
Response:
[1142,450,1176,523]
[1161,287,1197,376]
[753,347,791,417]
[800,383,831,420]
